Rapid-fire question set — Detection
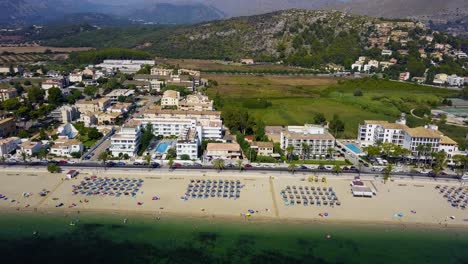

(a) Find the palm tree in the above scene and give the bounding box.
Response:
[213,158,225,172]
[168,158,174,170]
[333,164,342,175]
[327,147,335,160]
[301,143,310,160]
[98,151,109,170]
[144,154,152,170]
[286,145,295,161]
[288,163,297,174]
[21,151,27,162]
[453,155,468,175]
[416,144,425,167]
[236,160,243,172]
[383,163,393,183]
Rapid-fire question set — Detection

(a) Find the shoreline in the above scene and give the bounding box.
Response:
[3,207,468,232]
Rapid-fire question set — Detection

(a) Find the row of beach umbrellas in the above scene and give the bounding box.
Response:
[435,185,467,209]
[72,177,144,198]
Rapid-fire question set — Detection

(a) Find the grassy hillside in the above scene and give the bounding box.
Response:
[43,10,378,64]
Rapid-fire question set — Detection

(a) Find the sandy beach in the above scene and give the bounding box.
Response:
[0,167,467,228]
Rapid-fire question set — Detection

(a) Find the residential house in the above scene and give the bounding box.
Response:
[20,140,43,156]
[206,143,242,160]
[41,79,64,90]
[109,124,141,157]
[454,51,467,59]
[363,60,379,72]
[56,123,79,139]
[105,89,135,101]
[250,141,274,156]
[433,73,448,85]
[447,75,464,87]
[280,124,335,157]
[79,113,97,127]
[161,90,180,109]
[69,72,83,83]
[0,137,20,156]
[50,138,83,157]
[399,72,410,81]
[0,88,17,102]
[381,50,392,56]
[0,117,16,137]
[176,127,199,160]
[179,94,213,111]
[107,102,132,114]
[96,112,121,125]
[241,59,255,64]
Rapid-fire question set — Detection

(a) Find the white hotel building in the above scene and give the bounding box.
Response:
[109,124,142,157]
[358,115,459,158]
[280,124,335,157]
[135,108,223,141]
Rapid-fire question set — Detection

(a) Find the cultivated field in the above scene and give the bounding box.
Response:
[0,46,93,53]
[205,75,463,139]
[159,58,313,72]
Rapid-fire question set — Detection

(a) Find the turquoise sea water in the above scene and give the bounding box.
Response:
[1,212,467,264]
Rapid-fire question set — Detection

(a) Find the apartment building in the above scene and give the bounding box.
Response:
[280,125,335,157]
[136,107,223,140]
[161,90,180,109]
[206,143,242,160]
[49,105,79,124]
[109,124,142,157]
[176,127,199,160]
[150,67,173,76]
[134,74,168,92]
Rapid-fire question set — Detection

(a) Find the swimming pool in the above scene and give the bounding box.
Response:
[345,143,362,154]
[155,142,171,153]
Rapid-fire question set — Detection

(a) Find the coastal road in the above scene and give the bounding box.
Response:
[2,163,465,183]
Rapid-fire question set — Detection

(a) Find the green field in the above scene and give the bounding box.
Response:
[207,76,464,141]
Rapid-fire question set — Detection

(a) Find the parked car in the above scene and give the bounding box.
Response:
[151,163,160,168]
[116,161,126,166]
[133,162,142,166]
[317,165,326,170]
[244,164,253,168]
[299,165,308,170]
[58,160,68,165]
[106,161,116,167]
[173,163,182,167]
